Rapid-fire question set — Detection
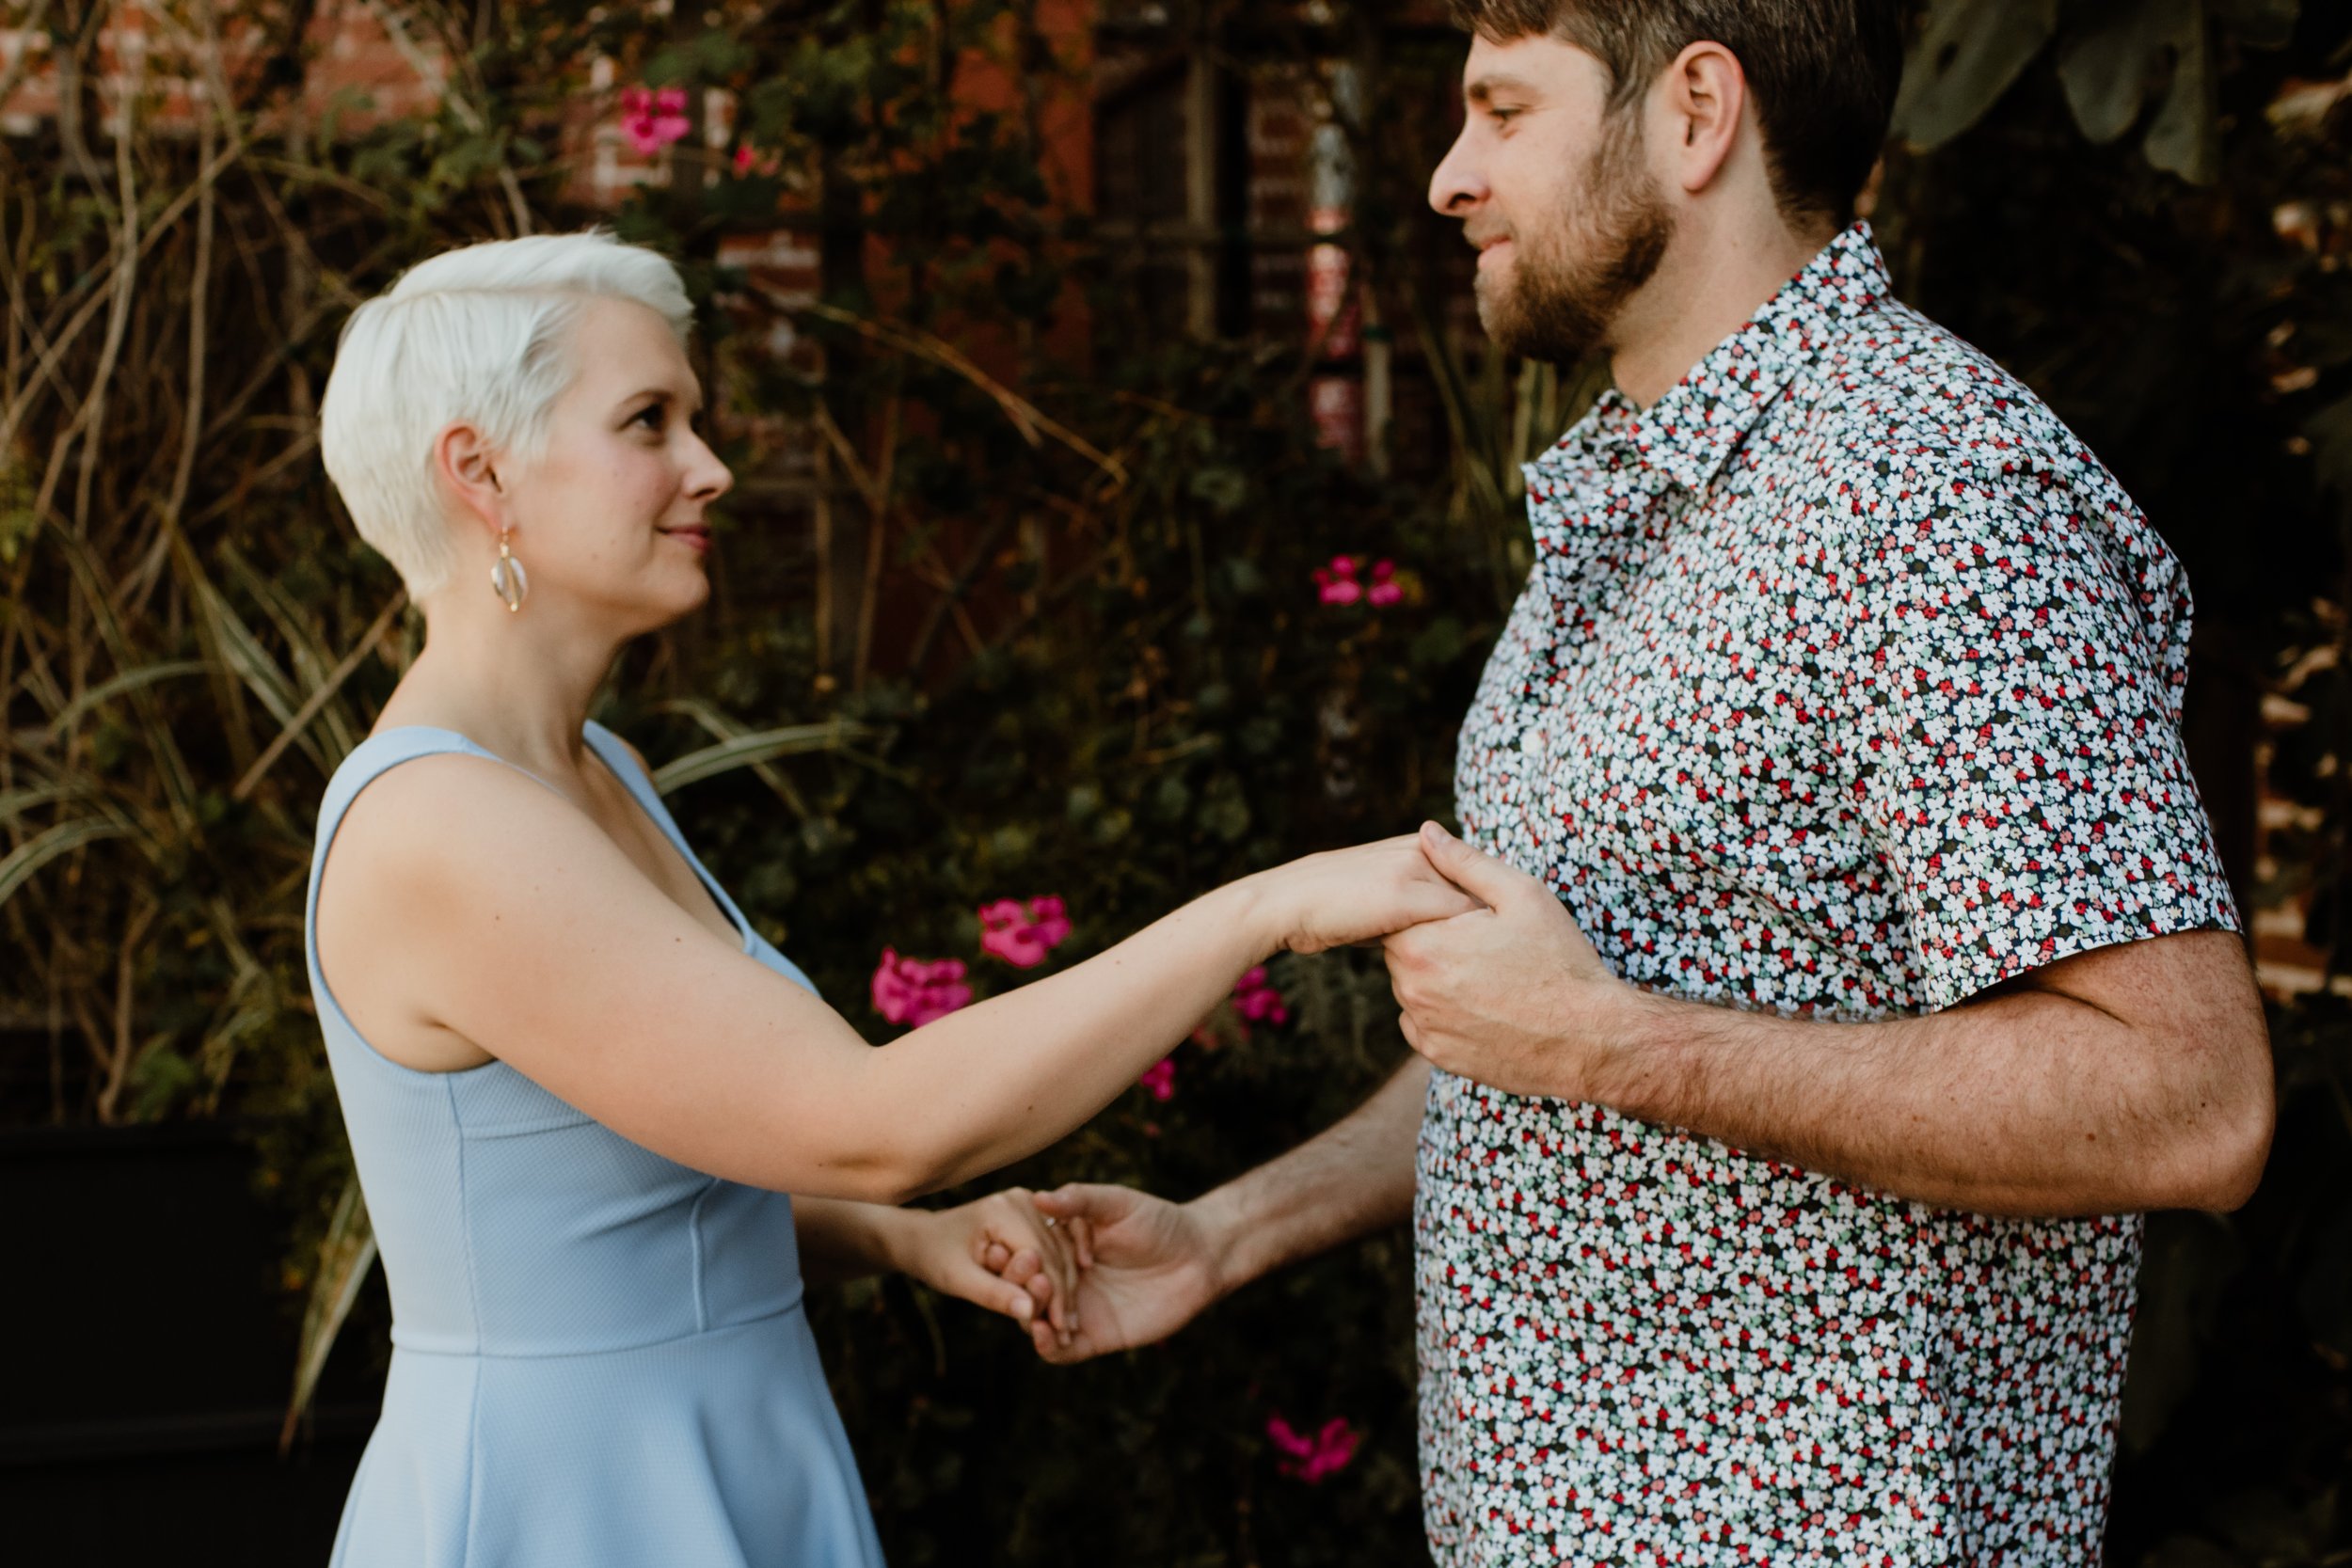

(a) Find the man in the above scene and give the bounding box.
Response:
[1024,3,2275,1562]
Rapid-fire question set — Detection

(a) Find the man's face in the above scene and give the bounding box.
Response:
[1429,34,1675,364]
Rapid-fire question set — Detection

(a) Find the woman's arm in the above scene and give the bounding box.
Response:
[792,1196,916,1286]
[795,1192,1086,1343]
[320,755,1472,1205]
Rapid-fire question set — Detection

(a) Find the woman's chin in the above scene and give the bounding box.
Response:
[665,572,713,620]
[623,571,712,635]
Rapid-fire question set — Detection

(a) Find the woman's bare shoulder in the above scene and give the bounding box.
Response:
[327,749,561,885]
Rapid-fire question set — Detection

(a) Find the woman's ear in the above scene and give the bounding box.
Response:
[434,421,508,540]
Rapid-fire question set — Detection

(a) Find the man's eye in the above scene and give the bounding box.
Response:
[1489,107,1521,124]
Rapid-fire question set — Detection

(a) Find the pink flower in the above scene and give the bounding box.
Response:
[1316,554,1406,609]
[870,948,972,1027]
[620,87,691,157]
[1266,1414,1360,1482]
[978,896,1073,969]
[1312,554,1362,606]
[1027,895,1072,947]
[733,143,781,177]
[1138,1056,1177,1101]
[1232,965,1291,1030]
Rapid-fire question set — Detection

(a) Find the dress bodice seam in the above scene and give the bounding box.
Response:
[388,1294,809,1361]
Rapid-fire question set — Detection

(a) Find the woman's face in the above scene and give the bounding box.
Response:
[498,294,732,634]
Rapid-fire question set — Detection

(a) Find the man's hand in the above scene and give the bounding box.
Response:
[1385,821,1636,1101]
[977,1065,1427,1360]
[985,1184,1226,1364]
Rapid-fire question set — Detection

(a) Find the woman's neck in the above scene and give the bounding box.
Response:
[377,595,631,782]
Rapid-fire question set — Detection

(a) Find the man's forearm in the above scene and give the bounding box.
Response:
[1396,827,2276,1220]
[1193,1056,1428,1295]
[1593,932,2271,1216]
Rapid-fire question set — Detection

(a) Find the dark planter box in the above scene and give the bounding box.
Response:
[0,1121,380,1566]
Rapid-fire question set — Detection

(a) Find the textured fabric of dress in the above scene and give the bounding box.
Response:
[1415,225,2238,1566]
[306,722,885,1568]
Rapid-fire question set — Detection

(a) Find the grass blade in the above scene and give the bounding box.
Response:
[0,816,135,909]
[650,721,875,796]
[279,1175,376,1453]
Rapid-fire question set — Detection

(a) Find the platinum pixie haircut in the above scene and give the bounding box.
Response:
[319,230,694,597]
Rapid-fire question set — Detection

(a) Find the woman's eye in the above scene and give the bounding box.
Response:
[633,404,666,432]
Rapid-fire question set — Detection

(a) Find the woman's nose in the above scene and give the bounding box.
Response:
[687,434,733,500]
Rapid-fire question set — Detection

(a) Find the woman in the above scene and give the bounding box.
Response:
[308,231,1470,1566]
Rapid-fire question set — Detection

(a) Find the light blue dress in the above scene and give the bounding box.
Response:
[305,722,886,1568]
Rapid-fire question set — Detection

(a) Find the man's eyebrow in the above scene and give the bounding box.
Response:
[1465,73,1542,105]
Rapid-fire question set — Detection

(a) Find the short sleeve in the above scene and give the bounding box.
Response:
[1836,456,2239,1010]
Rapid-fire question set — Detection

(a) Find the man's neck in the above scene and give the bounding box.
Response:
[1607,212,1835,408]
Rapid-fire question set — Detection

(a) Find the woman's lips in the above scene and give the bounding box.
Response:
[662,526,711,554]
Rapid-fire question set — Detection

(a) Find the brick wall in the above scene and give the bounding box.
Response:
[2,4,771,213]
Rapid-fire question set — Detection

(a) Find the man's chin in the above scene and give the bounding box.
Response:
[1472,280,1526,356]
[1481,309,1580,365]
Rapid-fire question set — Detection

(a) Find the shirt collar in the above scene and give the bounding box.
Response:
[1534,222,1891,497]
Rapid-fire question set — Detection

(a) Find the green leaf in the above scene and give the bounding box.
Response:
[1891,0,2061,150]
[647,29,755,87]
[1188,467,1248,515]
[0,505,34,564]
[2058,0,2169,143]
[2141,0,2220,183]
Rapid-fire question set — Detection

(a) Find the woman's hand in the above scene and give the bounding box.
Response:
[1249,834,1486,955]
[889,1188,1087,1345]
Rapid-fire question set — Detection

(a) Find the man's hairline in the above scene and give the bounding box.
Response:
[1460,26,1711,119]
[1462,21,1853,232]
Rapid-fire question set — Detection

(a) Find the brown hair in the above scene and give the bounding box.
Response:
[1449,0,1906,230]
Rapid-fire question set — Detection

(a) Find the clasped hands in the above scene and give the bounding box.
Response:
[938,822,1636,1361]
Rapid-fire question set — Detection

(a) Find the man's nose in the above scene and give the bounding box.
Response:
[1428,126,1485,217]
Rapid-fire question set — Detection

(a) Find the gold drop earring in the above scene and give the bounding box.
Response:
[490,527,529,613]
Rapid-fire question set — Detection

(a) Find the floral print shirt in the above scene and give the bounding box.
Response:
[1415,224,2237,1567]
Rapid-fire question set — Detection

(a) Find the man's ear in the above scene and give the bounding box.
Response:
[1660,40,1745,197]
[434,421,508,541]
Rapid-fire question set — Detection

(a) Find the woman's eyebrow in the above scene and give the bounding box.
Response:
[618,386,704,413]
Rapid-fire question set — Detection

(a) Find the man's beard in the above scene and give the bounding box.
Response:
[1476,112,1674,365]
